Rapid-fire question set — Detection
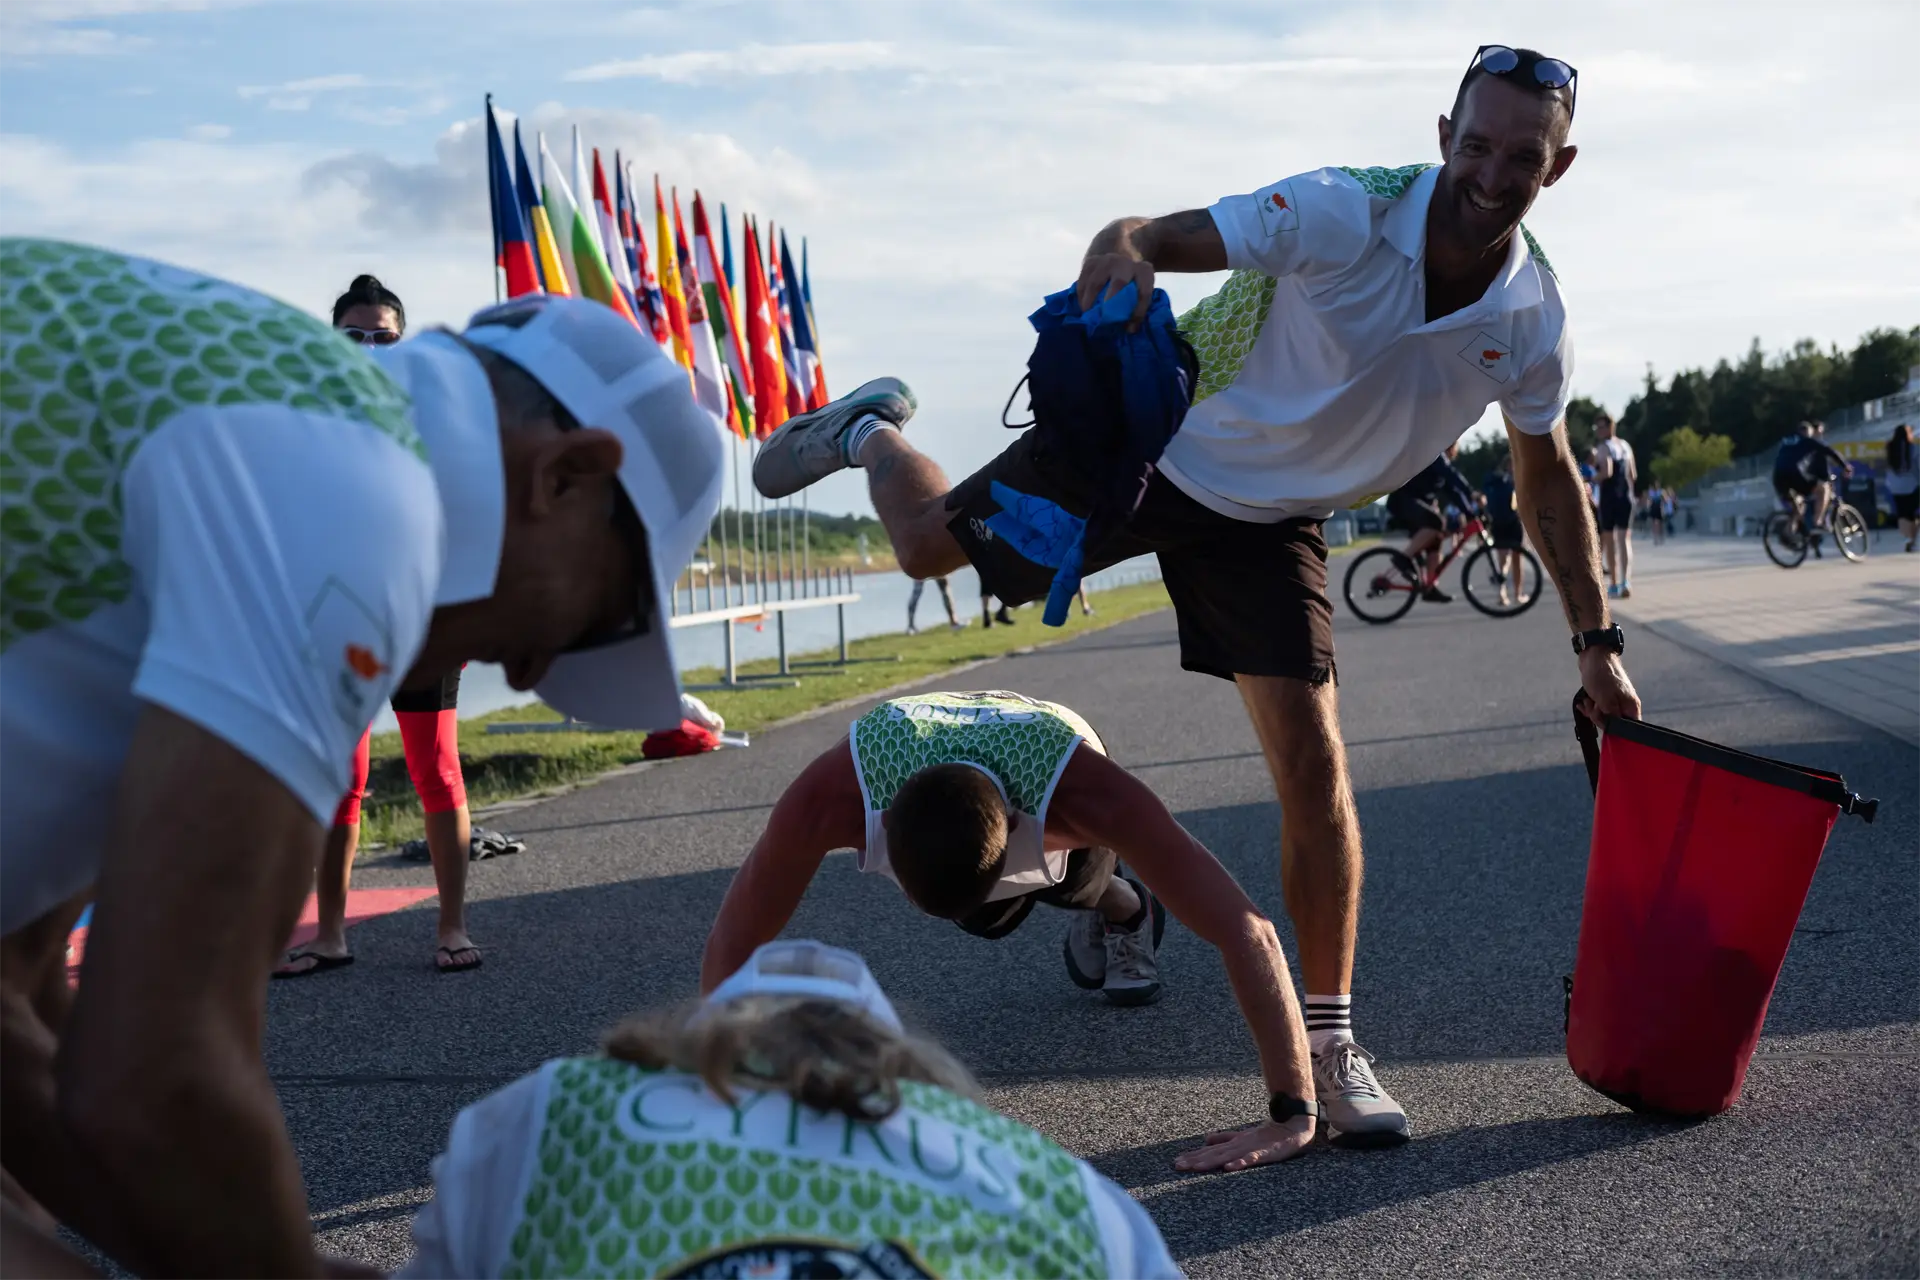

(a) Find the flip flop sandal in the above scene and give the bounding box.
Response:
[273,949,354,980]
[435,945,483,974]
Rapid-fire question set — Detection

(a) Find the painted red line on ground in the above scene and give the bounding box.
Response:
[67,887,439,983]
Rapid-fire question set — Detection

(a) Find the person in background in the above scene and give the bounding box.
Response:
[1644,476,1668,546]
[906,574,962,635]
[1886,423,1918,553]
[1592,412,1635,599]
[276,275,481,977]
[1772,419,1851,543]
[1482,452,1528,606]
[1386,443,1477,603]
[399,940,1182,1279]
[982,589,1015,628]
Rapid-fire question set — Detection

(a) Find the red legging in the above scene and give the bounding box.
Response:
[332,709,468,827]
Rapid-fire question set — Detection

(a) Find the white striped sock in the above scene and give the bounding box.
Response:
[1305,993,1353,1054]
[843,413,898,467]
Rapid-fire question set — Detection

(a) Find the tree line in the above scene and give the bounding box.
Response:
[1456,326,1919,493]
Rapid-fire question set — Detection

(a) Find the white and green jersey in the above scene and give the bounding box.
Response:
[399,1057,1181,1279]
[848,692,1103,904]
[0,239,504,934]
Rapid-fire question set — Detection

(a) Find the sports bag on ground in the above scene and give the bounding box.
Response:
[1566,693,1877,1117]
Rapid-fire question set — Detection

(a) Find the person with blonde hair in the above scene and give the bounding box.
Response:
[399,940,1181,1279]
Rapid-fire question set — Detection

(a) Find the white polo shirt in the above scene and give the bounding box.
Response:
[1160,164,1573,523]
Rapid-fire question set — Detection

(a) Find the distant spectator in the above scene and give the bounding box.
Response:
[1481,452,1528,606]
[1887,423,1918,553]
[906,575,962,634]
[278,275,485,978]
[1593,413,1636,599]
[1644,477,1669,546]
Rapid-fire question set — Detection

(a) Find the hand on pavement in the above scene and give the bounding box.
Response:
[1579,649,1642,721]
[1173,1117,1316,1174]
[1075,253,1157,326]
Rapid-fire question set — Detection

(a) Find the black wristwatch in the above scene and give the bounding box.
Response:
[1571,625,1625,657]
[1269,1092,1324,1125]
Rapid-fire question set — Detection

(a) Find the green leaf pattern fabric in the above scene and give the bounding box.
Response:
[850,692,1095,813]
[1176,164,1555,405]
[0,238,419,650]
[502,1059,1110,1279]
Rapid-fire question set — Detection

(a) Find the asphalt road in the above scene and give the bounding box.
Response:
[275,589,1919,1277]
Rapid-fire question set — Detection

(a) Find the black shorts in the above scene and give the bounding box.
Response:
[946,431,1336,684]
[390,667,461,714]
[1386,491,1444,535]
[954,846,1117,940]
[1490,518,1526,550]
[1766,468,1812,502]
[1893,490,1919,521]
[1597,489,1635,532]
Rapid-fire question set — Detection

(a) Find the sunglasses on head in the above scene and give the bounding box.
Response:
[1468,45,1578,122]
[339,326,402,346]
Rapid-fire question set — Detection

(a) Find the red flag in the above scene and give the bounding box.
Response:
[742,217,787,437]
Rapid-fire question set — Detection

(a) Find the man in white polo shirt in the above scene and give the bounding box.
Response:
[0,244,722,1275]
[747,45,1641,1158]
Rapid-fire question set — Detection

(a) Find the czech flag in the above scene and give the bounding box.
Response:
[485,98,540,299]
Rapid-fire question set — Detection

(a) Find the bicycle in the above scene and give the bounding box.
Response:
[1343,513,1544,624]
[1762,483,1867,568]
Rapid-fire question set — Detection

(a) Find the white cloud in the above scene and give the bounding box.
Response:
[0,0,241,63]
[567,40,900,84]
[186,123,231,140]
[238,73,371,99]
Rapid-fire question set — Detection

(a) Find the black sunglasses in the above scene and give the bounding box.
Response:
[1468,45,1578,122]
[339,325,402,346]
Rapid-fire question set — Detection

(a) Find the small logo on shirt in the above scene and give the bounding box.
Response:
[306,579,395,730]
[344,644,388,680]
[1458,331,1514,384]
[1256,183,1300,237]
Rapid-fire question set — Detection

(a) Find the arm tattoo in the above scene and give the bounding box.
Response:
[1533,505,1582,629]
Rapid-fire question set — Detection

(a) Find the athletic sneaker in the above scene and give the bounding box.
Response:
[1606,583,1621,599]
[1312,1041,1411,1149]
[1421,586,1452,604]
[751,377,917,499]
[1062,908,1107,990]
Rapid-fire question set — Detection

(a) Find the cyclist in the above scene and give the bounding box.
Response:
[703,689,1339,1155]
[1385,443,1478,603]
[1772,420,1851,547]
[0,243,723,1276]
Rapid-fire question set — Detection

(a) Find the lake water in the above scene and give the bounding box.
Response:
[370,556,1163,732]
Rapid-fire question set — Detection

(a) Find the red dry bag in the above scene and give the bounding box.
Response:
[1566,694,1877,1117]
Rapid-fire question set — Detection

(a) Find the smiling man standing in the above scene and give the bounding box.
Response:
[749,46,1640,1158]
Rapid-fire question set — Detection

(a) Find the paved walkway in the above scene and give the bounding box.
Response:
[1612,533,1919,744]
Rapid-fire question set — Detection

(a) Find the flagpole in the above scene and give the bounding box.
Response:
[486,94,503,304]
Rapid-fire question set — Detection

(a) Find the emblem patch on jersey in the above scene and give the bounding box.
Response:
[306,578,394,730]
[1459,331,1514,384]
[1256,183,1300,237]
[666,1238,933,1279]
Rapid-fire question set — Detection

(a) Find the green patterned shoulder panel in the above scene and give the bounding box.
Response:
[1176,164,1555,402]
[0,238,420,649]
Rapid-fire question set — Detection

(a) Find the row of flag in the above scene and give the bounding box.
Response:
[483,96,828,442]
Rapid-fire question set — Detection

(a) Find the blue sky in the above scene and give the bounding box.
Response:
[4,0,1917,516]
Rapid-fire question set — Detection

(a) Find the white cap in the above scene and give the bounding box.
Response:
[461,295,726,730]
[704,940,904,1033]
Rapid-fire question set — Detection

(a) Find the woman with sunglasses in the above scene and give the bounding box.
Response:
[277,275,486,977]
